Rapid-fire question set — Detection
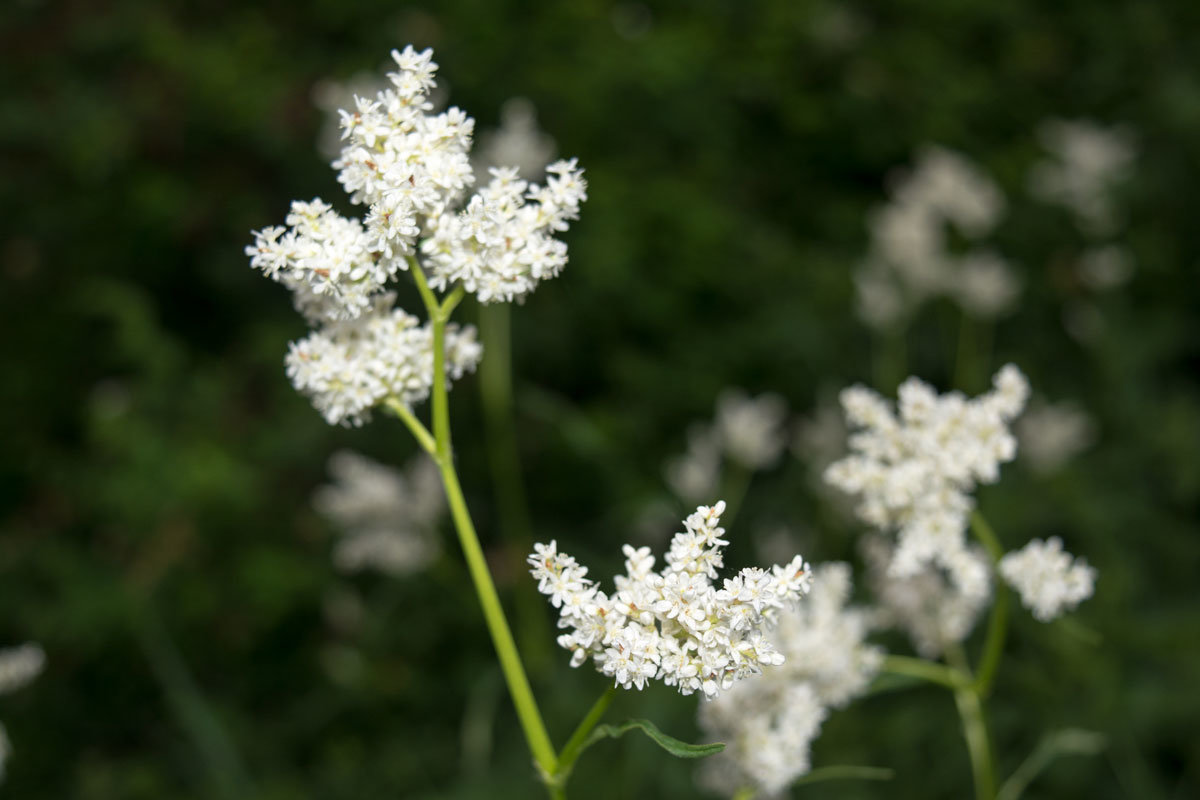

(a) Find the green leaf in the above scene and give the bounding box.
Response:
[795,765,896,785]
[582,718,725,759]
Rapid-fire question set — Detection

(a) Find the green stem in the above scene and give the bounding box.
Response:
[970,510,1008,697]
[383,397,436,455]
[947,644,996,800]
[955,310,976,392]
[409,266,558,785]
[553,686,618,783]
[880,654,969,690]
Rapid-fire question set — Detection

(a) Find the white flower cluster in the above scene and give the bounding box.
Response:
[248,46,586,424]
[855,146,1019,328]
[825,365,1030,599]
[421,158,587,302]
[528,502,811,699]
[285,293,481,426]
[999,538,1097,622]
[0,642,45,784]
[665,389,789,502]
[1029,119,1135,236]
[314,450,444,576]
[698,563,883,797]
[1017,398,1096,474]
[863,536,991,657]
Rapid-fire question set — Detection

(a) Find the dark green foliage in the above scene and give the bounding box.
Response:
[1,0,1197,797]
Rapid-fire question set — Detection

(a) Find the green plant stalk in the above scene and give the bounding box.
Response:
[552,686,618,785]
[946,644,996,800]
[717,460,754,531]
[409,264,558,784]
[478,301,552,671]
[970,510,1008,697]
[880,654,969,690]
[873,326,908,392]
[953,684,996,800]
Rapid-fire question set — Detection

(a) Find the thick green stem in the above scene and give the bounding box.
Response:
[970,510,1008,697]
[553,686,617,783]
[409,266,557,785]
[881,654,970,690]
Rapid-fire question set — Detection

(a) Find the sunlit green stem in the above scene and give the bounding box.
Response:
[408,265,557,784]
[384,398,436,455]
[970,510,1008,697]
[552,686,618,786]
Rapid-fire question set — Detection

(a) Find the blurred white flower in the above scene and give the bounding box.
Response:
[863,537,991,658]
[315,450,444,576]
[698,683,826,798]
[999,538,1096,622]
[528,502,811,699]
[474,97,557,182]
[855,146,1016,327]
[1029,119,1135,236]
[665,389,789,503]
[0,644,43,696]
[1077,245,1135,291]
[664,423,722,503]
[0,642,44,785]
[1017,399,1096,474]
[954,250,1022,318]
[825,365,1029,596]
[698,563,881,797]
[714,389,789,470]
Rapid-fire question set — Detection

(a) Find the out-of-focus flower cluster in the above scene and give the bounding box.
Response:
[247,46,586,424]
[825,365,1030,599]
[1029,119,1135,237]
[0,643,45,784]
[1017,398,1096,474]
[665,390,789,503]
[528,502,811,699]
[314,450,445,576]
[698,563,883,796]
[855,146,1019,329]
[999,538,1097,622]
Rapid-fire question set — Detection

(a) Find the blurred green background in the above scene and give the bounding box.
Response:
[1,0,1197,797]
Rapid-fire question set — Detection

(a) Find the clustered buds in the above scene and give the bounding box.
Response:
[528,502,810,699]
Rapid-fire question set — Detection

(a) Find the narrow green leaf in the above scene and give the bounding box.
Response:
[583,718,725,759]
[795,765,895,785]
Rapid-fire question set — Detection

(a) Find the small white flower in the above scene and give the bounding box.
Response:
[1017,399,1096,474]
[1000,538,1097,622]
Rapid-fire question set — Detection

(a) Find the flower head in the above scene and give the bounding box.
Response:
[999,537,1096,622]
[825,365,1029,597]
[529,502,810,699]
